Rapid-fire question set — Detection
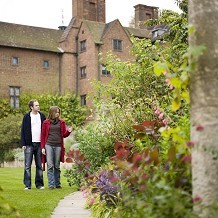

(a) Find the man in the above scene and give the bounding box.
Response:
[20,99,46,190]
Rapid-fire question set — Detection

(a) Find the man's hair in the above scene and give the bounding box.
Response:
[28,99,38,109]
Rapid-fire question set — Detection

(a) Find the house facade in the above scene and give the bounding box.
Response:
[0,0,157,108]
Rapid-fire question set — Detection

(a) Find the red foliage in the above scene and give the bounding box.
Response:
[132,119,163,140]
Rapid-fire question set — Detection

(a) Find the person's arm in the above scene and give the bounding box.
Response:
[62,121,73,138]
[40,122,46,149]
[68,126,73,133]
[20,115,26,149]
[41,122,46,155]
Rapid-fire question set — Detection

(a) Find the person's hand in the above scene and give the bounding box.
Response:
[22,146,26,150]
[68,126,73,133]
[42,148,46,155]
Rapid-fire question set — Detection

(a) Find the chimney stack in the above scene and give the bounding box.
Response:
[72,0,105,23]
[134,4,158,29]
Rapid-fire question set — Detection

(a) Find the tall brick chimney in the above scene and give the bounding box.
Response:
[134,4,158,29]
[72,0,106,23]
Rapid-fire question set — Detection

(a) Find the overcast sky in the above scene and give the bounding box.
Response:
[0,0,181,29]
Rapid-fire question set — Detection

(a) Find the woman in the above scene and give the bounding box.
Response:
[41,106,72,189]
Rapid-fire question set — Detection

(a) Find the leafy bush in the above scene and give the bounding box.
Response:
[0,93,87,127]
[64,3,193,217]
[73,119,115,172]
[14,149,24,161]
[64,116,115,188]
[0,98,19,121]
[19,93,87,126]
[4,150,15,162]
[77,118,193,217]
[64,164,87,188]
[0,114,23,164]
[64,136,77,153]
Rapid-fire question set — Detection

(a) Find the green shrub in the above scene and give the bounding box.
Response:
[19,93,87,126]
[0,114,23,164]
[64,164,86,189]
[64,118,115,188]
[14,149,24,161]
[4,150,15,162]
[0,98,19,121]
[0,93,87,127]
[74,120,115,172]
[64,136,77,153]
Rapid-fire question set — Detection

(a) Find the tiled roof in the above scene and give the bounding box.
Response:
[82,20,105,44]
[0,20,152,52]
[0,21,63,52]
[102,19,118,37]
[59,17,81,42]
[124,27,151,38]
[82,19,151,44]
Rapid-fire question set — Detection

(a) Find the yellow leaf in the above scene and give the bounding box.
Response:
[170,78,181,88]
[171,100,180,111]
[168,146,176,162]
[153,61,168,77]
[181,90,190,104]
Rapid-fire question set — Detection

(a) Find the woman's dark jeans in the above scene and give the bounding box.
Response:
[23,142,44,188]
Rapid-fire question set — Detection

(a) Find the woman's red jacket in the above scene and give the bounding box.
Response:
[40,119,70,164]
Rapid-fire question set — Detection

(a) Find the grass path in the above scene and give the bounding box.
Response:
[0,167,76,218]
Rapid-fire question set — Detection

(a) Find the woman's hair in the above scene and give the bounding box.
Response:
[47,106,61,120]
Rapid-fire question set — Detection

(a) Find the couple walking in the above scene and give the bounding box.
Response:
[20,99,72,190]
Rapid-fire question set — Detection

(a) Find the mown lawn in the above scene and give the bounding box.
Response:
[0,167,76,218]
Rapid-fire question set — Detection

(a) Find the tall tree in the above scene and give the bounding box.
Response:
[189,0,218,216]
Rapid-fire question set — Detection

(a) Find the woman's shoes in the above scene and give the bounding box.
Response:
[49,186,55,189]
[48,186,62,189]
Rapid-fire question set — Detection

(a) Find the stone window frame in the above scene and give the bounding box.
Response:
[80,94,87,106]
[101,64,111,76]
[146,13,152,19]
[112,39,123,51]
[80,66,87,78]
[43,60,49,68]
[80,40,87,52]
[9,86,20,109]
[12,56,19,65]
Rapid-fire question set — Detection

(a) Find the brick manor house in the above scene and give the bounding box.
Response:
[0,0,160,108]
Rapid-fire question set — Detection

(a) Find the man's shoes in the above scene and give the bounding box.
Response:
[24,187,31,190]
[56,186,62,189]
[37,186,45,190]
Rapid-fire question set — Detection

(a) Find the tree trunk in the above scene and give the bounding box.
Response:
[189,0,218,216]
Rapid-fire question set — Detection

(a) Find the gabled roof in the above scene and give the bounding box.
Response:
[81,19,151,44]
[59,17,81,42]
[124,27,151,38]
[102,19,118,37]
[0,21,63,52]
[82,20,106,44]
